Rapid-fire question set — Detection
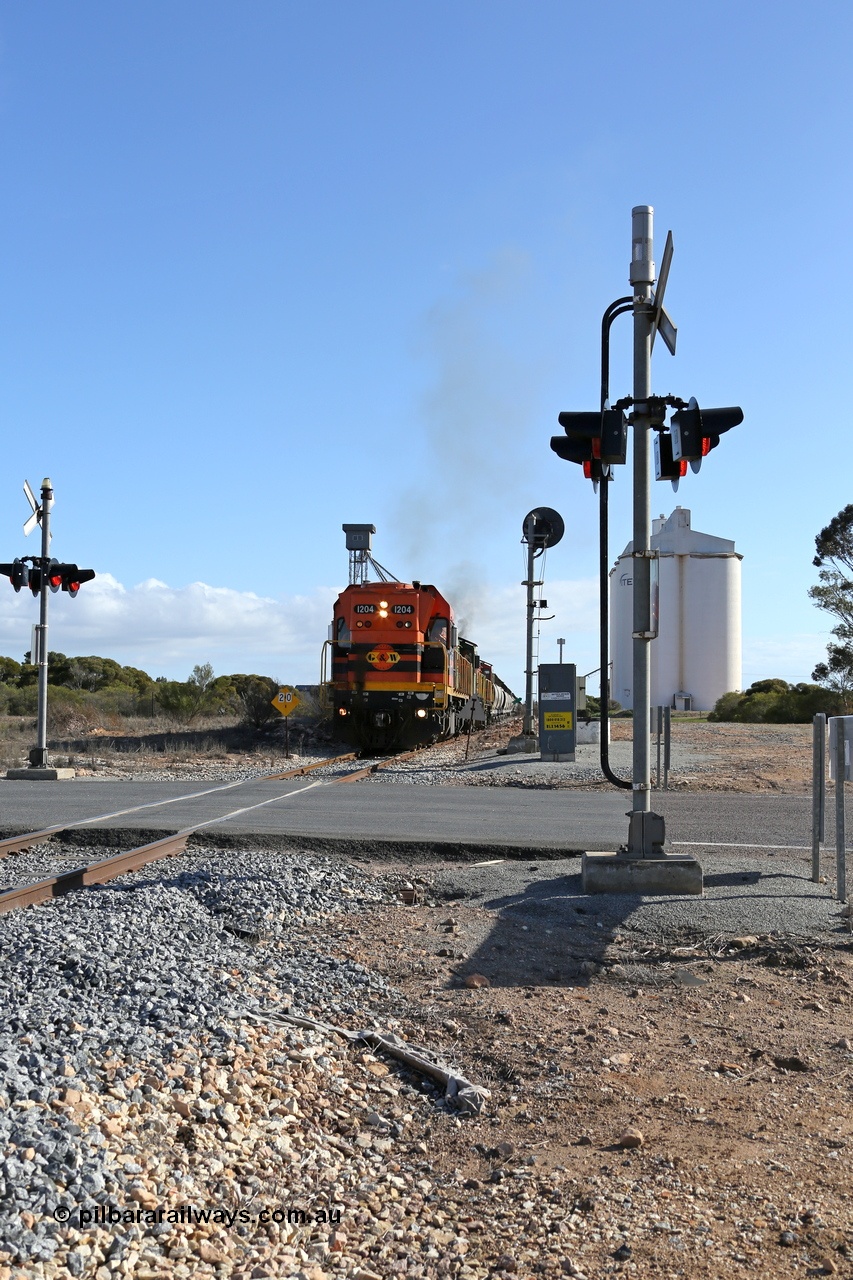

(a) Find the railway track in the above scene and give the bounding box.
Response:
[0,746,426,917]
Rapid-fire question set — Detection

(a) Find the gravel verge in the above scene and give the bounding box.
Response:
[1,840,852,1280]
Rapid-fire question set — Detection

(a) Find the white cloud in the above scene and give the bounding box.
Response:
[5,571,816,701]
[0,574,338,682]
[0,571,602,692]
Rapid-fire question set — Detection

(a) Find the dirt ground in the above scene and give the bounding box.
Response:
[608,717,817,794]
[52,717,852,1278]
[301,718,852,1279]
[497,715,817,794]
[311,868,853,1279]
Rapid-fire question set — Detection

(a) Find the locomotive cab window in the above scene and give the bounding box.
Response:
[336,617,351,646]
[426,617,449,645]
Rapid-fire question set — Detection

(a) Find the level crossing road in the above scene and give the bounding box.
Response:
[0,777,824,856]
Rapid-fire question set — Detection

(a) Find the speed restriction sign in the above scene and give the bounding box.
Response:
[271,686,300,717]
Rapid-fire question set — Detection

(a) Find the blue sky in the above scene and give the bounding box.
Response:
[0,1,849,694]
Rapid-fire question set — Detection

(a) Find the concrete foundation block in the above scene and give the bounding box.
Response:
[582,851,703,896]
[6,767,77,781]
[504,734,539,754]
[576,720,607,745]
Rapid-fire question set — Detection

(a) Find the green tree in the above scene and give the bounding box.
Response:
[155,664,223,723]
[812,644,853,707]
[119,665,156,697]
[64,656,125,690]
[155,681,200,724]
[230,674,279,728]
[810,504,853,710]
[0,656,22,685]
[709,680,841,722]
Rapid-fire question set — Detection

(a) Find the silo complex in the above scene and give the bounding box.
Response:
[609,507,741,713]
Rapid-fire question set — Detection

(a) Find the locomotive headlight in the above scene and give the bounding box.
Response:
[379,600,388,608]
[338,708,348,716]
[416,709,428,719]
[378,609,388,618]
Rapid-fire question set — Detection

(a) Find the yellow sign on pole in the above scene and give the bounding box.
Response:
[271,686,300,718]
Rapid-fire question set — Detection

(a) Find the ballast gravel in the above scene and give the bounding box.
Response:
[362,739,717,788]
[0,847,413,1276]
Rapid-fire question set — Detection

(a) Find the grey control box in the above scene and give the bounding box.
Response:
[538,663,576,762]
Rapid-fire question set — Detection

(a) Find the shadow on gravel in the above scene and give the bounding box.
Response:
[459,758,533,774]
[437,859,842,991]
[444,870,630,989]
[702,870,803,888]
[53,723,326,756]
[703,869,761,885]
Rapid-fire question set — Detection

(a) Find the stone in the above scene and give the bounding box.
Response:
[615,1127,644,1149]
[464,974,490,989]
[130,1187,158,1210]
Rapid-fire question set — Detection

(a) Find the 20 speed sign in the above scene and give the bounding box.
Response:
[271,686,300,717]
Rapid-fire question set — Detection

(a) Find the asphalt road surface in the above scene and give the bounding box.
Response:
[0,777,831,856]
[0,777,847,941]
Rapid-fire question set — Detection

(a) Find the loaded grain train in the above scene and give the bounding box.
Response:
[322,525,516,751]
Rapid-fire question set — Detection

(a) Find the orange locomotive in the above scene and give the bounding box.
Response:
[322,565,515,751]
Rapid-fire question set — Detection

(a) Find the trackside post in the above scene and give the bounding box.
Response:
[812,713,826,883]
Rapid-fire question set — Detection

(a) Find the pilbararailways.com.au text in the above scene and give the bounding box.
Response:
[51,1203,343,1229]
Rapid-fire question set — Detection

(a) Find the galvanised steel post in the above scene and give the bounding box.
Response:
[812,712,826,883]
[523,518,536,737]
[34,477,53,766]
[629,207,654,843]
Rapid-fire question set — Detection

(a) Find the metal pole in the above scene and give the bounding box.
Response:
[655,706,662,788]
[523,522,536,738]
[812,712,826,883]
[836,728,847,903]
[557,638,565,664]
[34,478,53,768]
[663,704,671,790]
[629,206,654,850]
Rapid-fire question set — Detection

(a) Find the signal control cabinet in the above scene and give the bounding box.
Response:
[538,663,576,762]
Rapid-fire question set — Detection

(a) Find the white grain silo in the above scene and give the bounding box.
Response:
[609,507,741,713]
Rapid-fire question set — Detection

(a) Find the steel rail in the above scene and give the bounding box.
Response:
[0,745,430,915]
[0,832,190,914]
[0,751,364,861]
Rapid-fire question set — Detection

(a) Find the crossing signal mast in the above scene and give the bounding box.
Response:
[553,397,743,493]
[0,479,96,772]
[550,208,743,888]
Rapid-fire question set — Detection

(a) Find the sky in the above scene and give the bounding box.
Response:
[0,1,849,697]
